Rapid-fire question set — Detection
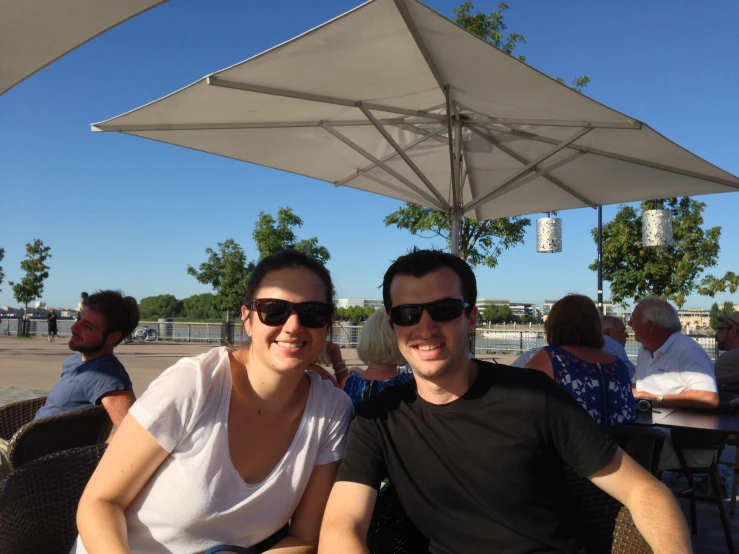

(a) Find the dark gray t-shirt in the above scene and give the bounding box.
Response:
[337,361,618,554]
[35,353,132,419]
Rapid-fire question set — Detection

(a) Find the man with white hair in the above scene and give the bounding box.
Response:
[602,315,636,379]
[630,297,719,470]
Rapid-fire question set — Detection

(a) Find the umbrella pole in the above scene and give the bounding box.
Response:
[597,205,604,314]
[451,208,460,255]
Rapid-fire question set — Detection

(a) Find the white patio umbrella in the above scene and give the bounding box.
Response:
[91,0,739,254]
[0,0,167,95]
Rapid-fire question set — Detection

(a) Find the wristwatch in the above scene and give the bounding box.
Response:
[656,395,664,407]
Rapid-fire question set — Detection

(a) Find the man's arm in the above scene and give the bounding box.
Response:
[100,390,136,428]
[318,481,377,554]
[589,449,692,554]
[632,387,719,410]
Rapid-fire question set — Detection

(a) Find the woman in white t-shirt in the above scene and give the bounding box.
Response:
[74,251,353,554]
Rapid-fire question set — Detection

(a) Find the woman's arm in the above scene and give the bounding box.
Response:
[266,460,342,553]
[77,414,170,554]
[525,349,554,379]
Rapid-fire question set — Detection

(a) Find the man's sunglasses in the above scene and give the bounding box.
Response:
[389,298,470,327]
[247,298,333,329]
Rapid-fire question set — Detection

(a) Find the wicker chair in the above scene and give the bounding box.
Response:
[565,465,652,554]
[0,444,107,554]
[7,404,112,471]
[0,396,47,440]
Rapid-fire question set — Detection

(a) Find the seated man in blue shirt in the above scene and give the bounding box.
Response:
[35,290,139,424]
[0,290,139,479]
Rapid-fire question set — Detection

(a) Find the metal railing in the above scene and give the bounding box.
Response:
[1,318,720,360]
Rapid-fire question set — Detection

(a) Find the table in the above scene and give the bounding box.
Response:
[635,408,739,433]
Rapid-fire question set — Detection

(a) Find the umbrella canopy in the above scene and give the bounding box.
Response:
[92,0,739,248]
[1,0,166,95]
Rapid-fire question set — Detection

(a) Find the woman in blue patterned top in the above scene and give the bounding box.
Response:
[526,294,635,425]
[333,309,413,405]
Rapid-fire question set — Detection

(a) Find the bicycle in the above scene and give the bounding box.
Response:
[123,325,158,344]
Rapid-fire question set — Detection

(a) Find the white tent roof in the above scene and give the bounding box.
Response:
[92,0,739,220]
[1,0,166,95]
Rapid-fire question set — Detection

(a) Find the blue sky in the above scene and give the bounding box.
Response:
[1,0,738,311]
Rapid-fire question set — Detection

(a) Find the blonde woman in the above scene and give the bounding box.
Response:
[331,308,412,405]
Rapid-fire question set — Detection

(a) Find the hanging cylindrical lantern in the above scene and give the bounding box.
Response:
[536,216,562,253]
[642,209,673,247]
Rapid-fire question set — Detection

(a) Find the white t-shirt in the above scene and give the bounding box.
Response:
[72,347,353,554]
[634,332,717,395]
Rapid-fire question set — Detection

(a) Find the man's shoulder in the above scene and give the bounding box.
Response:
[717,348,739,364]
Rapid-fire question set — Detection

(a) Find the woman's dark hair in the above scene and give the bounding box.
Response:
[545,294,605,349]
[242,250,334,324]
[83,290,140,346]
[382,248,476,313]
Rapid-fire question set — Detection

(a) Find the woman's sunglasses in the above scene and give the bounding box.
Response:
[389,298,470,327]
[247,298,333,329]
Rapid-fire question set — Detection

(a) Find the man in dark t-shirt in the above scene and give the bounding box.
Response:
[319,249,691,554]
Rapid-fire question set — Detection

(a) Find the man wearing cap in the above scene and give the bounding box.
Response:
[319,249,691,554]
[715,311,739,393]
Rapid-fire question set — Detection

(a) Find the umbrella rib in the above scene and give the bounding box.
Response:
[320,122,448,210]
[207,77,446,121]
[392,123,448,145]
[336,125,448,186]
[392,0,446,92]
[455,102,642,130]
[465,124,598,209]
[463,151,586,211]
[359,105,449,207]
[463,128,592,212]
[473,123,739,191]
[358,172,432,205]
[93,119,439,132]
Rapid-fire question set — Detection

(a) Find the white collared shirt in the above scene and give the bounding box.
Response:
[634,332,717,395]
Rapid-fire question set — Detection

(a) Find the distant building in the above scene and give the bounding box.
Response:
[677,308,710,330]
[335,298,384,309]
[476,298,537,318]
[543,298,624,320]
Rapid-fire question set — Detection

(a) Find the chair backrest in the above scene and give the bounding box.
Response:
[601,424,669,476]
[7,404,112,471]
[367,483,429,554]
[565,465,653,554]
[0,444,107,554]
[0,397,47,440]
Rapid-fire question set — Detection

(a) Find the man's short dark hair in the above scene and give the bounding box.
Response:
[83,290,139,346]
[382,248,477,312]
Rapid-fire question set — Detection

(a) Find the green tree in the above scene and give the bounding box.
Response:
[482,304,513,323]
[709,302,720,331]
[182,293,221,320]
[187,239,253,323]
[8,239,52,315]
[721,301,735,318]
[363,306,376,319]
[139,294,184,319]
[590,198,721,308]
[698,271,739,297]
[253,207,330,263]
[0,247,4,292]
[384,1,588,267]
